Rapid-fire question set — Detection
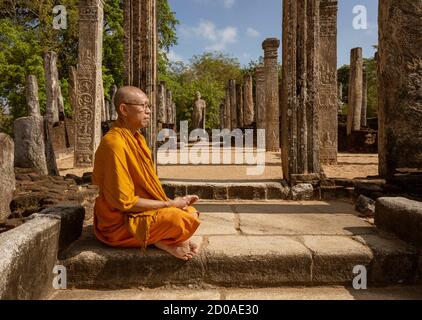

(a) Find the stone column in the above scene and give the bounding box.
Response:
[229,80,237,129]
[105,100,111,122]
[74,0,104,167]
[225,87,231,129]
[158,81,167,124]
[110,85,118,121]
[236,84,244,128]
[69,66,78,114]
[172,102,177,131]
[14,116,48,175]
[338,82,343,113]
[318,0,338,164]
[26,75,40,117]
[124,0,157,162]
[44,51,61,125]
[378,0,422,179]
[281,0,321,184]
[361,69,367,127]
[243,74,254,127]
[263,38,280,152]
[43,117,59,176]
[0,133,15,223]
[166,89,173,126]
[220,102,225,130]
[255,65,266,130]
[13,76,49,175]
[347,47,363,135]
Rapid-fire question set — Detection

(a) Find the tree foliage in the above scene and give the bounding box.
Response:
[337,55,378,118]
[160,52,242,131]
[0,0,178,135]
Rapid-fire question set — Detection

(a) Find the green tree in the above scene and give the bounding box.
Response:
[162,52,242,131]
[0,0,179,130]
[337,55,378,118]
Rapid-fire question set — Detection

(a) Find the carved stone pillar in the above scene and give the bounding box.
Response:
[281,0,321,184]
[74,0,104,167]
[263,38,280,152]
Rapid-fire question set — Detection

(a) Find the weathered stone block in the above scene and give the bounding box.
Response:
[290,183,314,201]
[355,195,376,216]
[0,134,15,223]
[302,236,373,284]
[378,0,422,179]
[375,197,422,246]
[353,234,419,285]
[187,185,214,200]
[228,184,266,200]
[213,186,228,200]
[40,205,85,257]
[13,116,48,175]
[0,215,60,299]
[204,236,312,286]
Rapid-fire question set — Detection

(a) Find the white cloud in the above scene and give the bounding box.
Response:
[181,20,238,51]
[167,50,184,63]
[223,0,236,9]
[246,27,260,38]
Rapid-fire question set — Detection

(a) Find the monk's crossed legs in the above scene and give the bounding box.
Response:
[147,207,201,261]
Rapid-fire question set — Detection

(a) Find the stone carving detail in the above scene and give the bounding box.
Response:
[281,0,321,183]
[255,66,266,130]
[243,74,254,127]
[378,0,422,178]
[0,134,15,223]
[74,0,104,167]
[318,0,338,164]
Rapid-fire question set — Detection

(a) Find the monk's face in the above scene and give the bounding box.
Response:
[120,93,151,130]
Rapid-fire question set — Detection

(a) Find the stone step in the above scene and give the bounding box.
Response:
[49,285,422,300]
[60,201,421,290]
[162,181,317,201]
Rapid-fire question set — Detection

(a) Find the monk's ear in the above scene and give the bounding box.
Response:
[119,103,128,117]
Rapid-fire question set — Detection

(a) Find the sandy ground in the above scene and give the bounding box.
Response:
[58,149,378,181]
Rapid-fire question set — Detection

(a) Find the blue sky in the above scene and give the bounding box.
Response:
[167,0,378,67]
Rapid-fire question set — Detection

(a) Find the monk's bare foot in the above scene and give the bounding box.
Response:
[189,241,199,254]
[155,241,196,261]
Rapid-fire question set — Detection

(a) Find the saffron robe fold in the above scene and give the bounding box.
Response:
[92,119,200,249]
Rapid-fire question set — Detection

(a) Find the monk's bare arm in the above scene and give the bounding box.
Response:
[127,196,195,213]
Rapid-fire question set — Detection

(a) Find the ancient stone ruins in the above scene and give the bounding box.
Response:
[0,0,422,300]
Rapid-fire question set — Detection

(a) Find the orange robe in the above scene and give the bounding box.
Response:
[92,120,201,249]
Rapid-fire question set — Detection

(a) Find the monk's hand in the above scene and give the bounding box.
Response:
[170,197,190,210]
[185,195,200,206]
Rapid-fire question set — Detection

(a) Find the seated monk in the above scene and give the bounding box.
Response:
[92,86,201,261]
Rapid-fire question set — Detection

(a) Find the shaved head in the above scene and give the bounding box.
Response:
[114,86,148,115]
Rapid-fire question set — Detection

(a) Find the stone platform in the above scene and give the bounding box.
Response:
[49,285,422,300]
[59,201,421,290]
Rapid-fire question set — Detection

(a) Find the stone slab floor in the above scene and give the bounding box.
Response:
[51,200,422,300]
[49,285,422,300]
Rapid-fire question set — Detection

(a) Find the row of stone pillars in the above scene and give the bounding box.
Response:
[347,47,368,135]
[222,75,255,131]
[70,0,421,184]
[157,81,177,131]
